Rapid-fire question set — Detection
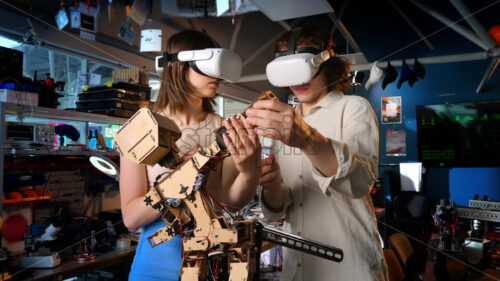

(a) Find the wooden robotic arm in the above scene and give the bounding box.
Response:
[114,91,343,281]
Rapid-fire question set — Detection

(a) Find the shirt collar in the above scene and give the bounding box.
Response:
[298,90,344,115]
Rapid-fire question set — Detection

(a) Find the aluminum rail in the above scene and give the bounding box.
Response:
[255,222,344,263]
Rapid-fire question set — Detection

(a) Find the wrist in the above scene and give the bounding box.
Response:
[300,126,329,155]
[262,184,285,212]
[297,122,316,147]
[238,170,259,184]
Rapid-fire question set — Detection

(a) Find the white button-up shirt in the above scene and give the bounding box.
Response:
[260,91,388,281]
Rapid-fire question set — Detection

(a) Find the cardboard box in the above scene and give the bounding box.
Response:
[112,67,149,86]
[0,89,38,106]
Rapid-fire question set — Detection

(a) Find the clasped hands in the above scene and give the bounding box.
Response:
[242,100,315,191]
[219,100,317,193]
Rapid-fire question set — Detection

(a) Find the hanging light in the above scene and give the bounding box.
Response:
[140,17,162,53]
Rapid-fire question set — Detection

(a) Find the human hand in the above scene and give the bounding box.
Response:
[245,100,316,149]
[223,115,262,178]
[182,145,199,161]
[259,154,282,191]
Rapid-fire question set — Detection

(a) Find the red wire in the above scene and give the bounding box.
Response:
[201,190,234,219]
[231,250,243,262]
[214,261,219,280]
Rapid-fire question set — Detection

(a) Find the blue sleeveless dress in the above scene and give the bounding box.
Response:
[129,113,222,280]
[129,219,182,280]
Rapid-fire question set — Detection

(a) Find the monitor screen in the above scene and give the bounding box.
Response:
[416,101,500,167]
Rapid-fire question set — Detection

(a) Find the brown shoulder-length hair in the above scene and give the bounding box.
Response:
[152,29,217,114]
[273,24,351,92]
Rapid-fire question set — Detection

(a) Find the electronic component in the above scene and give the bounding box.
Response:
[5,122,55,148]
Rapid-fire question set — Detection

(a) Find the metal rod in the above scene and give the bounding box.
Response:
[352,51,488,71]
[327,12,362,53]
[229,14,244,51]
[237,52,489,82]
[330,0,351,38]
[242,18,301,67]
[475,57,500,93]
[457,207,500,223]
[388,0,434,50]
[258,223,343,262]
[242,33,282,67]
[278,20,292,31]
[218,83,259,103]
[449,0,498,50]
[409,0,489,51]
[237,74,267,83]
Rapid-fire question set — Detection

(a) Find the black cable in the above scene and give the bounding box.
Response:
[153,170,172,187]
[197,147,230,159]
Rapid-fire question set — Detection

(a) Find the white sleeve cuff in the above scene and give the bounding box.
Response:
[310,139,354,195]
[258,183,292,222]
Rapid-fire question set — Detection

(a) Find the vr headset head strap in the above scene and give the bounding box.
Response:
[158,51,180,67]
[188,61,205,77]
[157,50,217,78]
[286,27,301,55]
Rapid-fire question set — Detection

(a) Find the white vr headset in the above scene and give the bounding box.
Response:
[266,49,335,87]
[156,48,242,82]
[265,26,337,88]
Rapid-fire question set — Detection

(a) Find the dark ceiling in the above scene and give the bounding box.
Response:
[1,0,499,95]
[330,0,499,61]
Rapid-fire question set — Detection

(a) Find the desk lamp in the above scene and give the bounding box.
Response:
[89,154,119,180]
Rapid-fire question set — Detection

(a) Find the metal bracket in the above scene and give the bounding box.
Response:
[457,207,500,223]
[256,223,343,262]
[468,199,500,210]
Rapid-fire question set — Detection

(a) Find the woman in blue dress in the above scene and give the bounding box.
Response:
[120,29,262,280]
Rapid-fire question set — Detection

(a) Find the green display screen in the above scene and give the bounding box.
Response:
[416,101,500,167]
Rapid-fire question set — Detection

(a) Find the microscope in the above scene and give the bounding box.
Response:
[18,223,61,268]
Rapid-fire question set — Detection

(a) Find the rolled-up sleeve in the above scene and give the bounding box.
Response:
[258,182,293,221]
[310,99,379,198]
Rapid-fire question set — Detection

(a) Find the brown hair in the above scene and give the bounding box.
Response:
[152,29,217,114]
[273,24,351,92]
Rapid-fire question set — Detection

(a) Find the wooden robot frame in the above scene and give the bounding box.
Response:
[114,91,343,281]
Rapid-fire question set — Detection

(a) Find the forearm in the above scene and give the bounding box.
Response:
[301,129,339,177]
[261,184,286,213]
[224,172,260,209]
[121,193,162,232]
